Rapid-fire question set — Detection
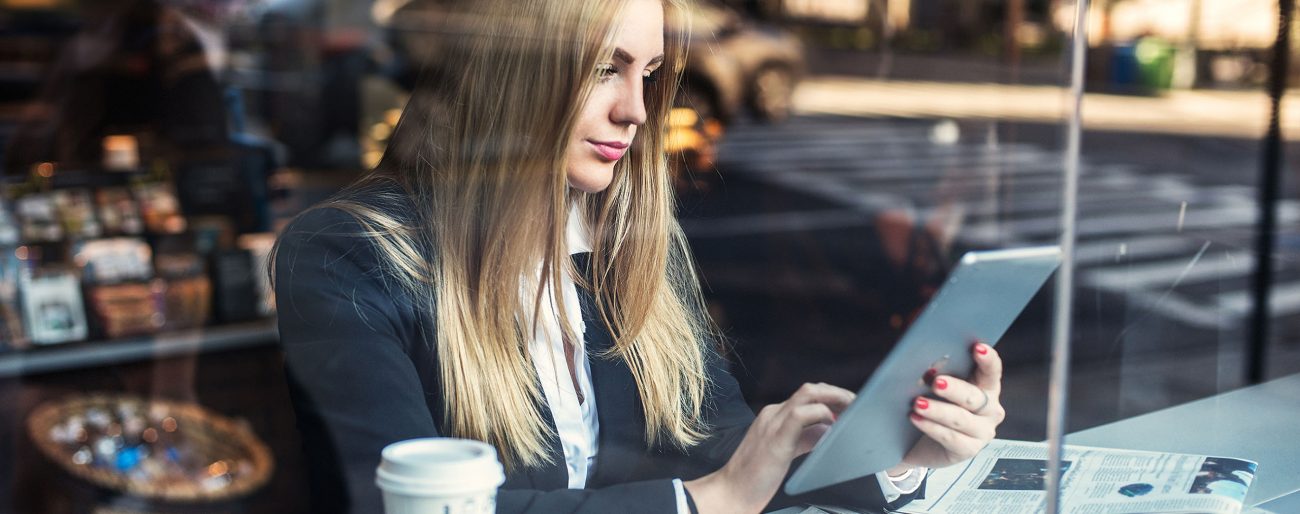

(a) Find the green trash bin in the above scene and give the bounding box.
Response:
[1134,36,1175,92]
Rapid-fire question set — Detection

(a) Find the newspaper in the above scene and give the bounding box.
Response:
[894,439,1258,514]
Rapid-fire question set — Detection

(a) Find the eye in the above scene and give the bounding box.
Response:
[642,69,660,84]
[596,63,617,81]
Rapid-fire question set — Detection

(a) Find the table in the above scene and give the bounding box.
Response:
[775,373,1300,513]
[1068,372,1300,508]
[1254,492,1300,513]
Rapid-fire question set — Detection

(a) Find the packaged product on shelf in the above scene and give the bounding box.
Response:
[21,270,88,345]
[94,188,145,236]
[237,233,276,316]
[16,194,63,243]
[86,282,165,338]
[0,249,26,349]
[75,238,163,339]
[0,200,23,348]
[155,253,211,331]
[131,182,186,235]
[0,197,19,246]
[208,249,257,323]
[53,189,102,240]
[189,216,236,255]
[102,134,140,172]
[73,238,154,285]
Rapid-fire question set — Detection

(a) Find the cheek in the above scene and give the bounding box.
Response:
[575,86,623,131]
[563,91,628,192]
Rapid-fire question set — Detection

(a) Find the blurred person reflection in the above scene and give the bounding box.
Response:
[256,0,379,168]
[2,0,234,174]
[272,1,1008,513]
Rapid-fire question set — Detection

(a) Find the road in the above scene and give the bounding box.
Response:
[679,102,1300,438]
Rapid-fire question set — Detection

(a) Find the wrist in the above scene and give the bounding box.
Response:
[681,476,722,512]
[684,469,760,514]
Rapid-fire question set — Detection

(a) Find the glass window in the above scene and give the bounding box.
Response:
[0,0,1292,513]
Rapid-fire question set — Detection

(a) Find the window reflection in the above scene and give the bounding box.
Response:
[0,0,1293,512]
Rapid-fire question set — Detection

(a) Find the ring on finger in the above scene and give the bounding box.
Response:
[973,389,990,414]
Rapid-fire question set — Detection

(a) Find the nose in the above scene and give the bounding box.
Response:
[611,77,648,126]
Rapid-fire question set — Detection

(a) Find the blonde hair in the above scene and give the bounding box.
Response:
[281,0,712,470]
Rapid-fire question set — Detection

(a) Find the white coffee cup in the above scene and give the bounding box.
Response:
[376,438,506,514]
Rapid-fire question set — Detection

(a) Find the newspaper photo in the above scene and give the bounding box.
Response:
[894,439,1257,514]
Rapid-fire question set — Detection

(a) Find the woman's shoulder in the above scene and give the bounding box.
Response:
[273,177,426,320]
[274,176,423,288]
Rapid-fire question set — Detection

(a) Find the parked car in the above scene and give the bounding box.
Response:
[674,2,804,124]
[668,2,804,179]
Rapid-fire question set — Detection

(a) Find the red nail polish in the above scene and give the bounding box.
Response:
[935,378,948,390]
[975,344,989,356]
[910,413,923,422]
[915,398,929,410]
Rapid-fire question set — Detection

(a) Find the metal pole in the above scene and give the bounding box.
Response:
[1248,0,1293,385]
[1005,0,1025,81]
[1046,0,1089,512]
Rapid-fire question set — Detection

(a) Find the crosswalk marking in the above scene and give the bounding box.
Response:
[1219,282,1300,317]
[686,116,1298,329]
[681,209,868,238]
[1084,252,1253,290]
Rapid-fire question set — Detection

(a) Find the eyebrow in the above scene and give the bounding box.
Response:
[613,48,665,67]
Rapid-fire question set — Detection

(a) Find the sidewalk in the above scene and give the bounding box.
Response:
[794,76,1299,140]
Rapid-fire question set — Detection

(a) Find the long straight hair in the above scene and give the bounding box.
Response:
[282,0,713,470]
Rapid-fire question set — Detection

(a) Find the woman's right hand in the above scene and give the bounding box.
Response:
[684,382,855,514]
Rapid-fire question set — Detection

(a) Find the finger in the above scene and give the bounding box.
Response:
[913,396,995,441]
[787,382,856,414]
[932,375,997,415]
[971,341,1003,394]
[910,412,986,460]
[780,403,836,449]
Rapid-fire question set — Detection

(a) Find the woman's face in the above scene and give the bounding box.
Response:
[565,0,665,193]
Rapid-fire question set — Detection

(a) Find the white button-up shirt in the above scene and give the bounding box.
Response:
[526,209,923,512]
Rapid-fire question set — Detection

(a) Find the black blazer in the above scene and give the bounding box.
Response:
[274,184,923,513]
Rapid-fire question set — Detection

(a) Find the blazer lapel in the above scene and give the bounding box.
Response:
[509,370,569,491]
[572,252,648,488]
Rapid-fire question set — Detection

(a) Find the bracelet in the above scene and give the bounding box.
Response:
[887,467,916,482]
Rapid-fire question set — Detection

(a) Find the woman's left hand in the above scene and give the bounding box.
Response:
[897,341,1005,470]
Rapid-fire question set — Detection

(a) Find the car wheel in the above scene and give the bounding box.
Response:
[751,65,795,123]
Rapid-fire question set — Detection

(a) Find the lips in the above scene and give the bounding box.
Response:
[588,140,629,161]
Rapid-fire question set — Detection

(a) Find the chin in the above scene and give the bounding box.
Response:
[567,164,615,193]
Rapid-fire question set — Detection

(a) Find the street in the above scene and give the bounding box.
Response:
[679,81,1300,438]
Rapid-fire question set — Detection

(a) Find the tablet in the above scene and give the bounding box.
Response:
[784,245,1062,495]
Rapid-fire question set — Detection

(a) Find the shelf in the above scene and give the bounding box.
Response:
[0,319,278,378]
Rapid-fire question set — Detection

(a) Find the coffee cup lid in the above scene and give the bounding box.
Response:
[376,438,505,496]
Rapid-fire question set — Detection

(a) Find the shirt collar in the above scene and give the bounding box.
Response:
[566,204,592,256]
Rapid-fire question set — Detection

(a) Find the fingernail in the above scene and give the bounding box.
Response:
[910,413,923,422]
[975,343,989,356]
[935,377,948,390]
[923,368,938,385]
[915,398,929,410]
[831,412,838,422]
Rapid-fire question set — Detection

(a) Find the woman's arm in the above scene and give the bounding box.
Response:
[275,206,688,514]
[679,350,920,512]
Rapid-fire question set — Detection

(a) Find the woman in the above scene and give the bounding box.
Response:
[272,0,1007,512]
